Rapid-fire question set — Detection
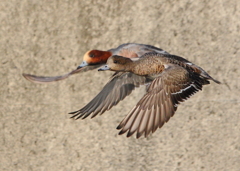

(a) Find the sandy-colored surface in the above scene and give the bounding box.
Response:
[1,0,239,170]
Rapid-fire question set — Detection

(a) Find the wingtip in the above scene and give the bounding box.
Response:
[118,129,127,136]
[136,132,144,139]
[116,125,122,130]
[68,111,78,115]
[69,111,82,120]
[22,73,37,83]
[126,131,135,138]
[22,73,31,79]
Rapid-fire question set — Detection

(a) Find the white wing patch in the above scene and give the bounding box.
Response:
[186,62,193,66]
[171,83,199,95]
[130,57,140,61]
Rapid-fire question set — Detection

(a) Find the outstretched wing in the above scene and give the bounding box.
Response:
[117,64,208,138]
[22,65,102,83]
[69,72,150,119]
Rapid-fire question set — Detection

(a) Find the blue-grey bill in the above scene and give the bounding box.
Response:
[98,65,110,71]
[77,61,88,69]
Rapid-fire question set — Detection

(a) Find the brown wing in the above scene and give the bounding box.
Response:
[117,64,207,138]
[22,65,102,83]
[69,72,150,119]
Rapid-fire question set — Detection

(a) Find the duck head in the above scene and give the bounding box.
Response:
[98,55,133,71]
[77,50,112,69]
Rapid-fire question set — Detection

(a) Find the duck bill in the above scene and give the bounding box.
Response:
[77,61,88,69]
[98,65,110,71]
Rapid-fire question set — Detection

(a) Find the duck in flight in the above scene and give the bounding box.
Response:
[22,43,168,83]
[70,52,220,138]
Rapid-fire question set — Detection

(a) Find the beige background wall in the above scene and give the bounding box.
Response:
[1,0,239,170]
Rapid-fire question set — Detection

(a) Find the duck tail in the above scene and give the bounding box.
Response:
[209,77,221,84]
[200,71,221,84]
[194,65,221,84]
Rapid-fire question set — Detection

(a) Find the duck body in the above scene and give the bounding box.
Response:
[71,52,220,138]
[104,52,219,83]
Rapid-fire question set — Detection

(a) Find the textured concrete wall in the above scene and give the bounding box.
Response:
[1,0,239,170]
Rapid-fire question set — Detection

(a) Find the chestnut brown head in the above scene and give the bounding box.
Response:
[77,50,112,69]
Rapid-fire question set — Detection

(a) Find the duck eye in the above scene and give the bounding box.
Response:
[113,60,118,64]
[89,53,95,58]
